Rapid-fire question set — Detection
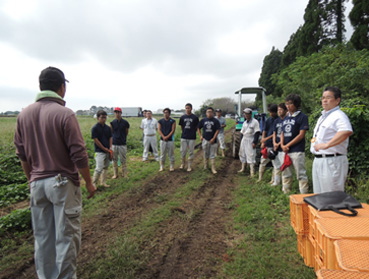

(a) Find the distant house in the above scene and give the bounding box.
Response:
[119,107,143,117]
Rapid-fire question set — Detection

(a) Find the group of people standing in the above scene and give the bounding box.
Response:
[90,103,227,185]
[238,88,353,195]
[13,66,353,279]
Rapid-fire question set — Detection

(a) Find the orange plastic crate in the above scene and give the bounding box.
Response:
[289,194,315,235]
[315,255,324,272]
[309,235,317,270]
[309,204,369,240]
[315,218,369,270]
[316,269,369,279]
[296,233,315,268]
[334,239,369,272]
[305,235,315,268]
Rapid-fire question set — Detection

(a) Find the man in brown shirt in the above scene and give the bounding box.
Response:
[14,67,95,279]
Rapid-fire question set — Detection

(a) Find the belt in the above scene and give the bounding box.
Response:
[315,153,343,158]
[145,134,156,136]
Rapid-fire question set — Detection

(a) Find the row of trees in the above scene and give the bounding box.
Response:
[258,0,369,177]
[258,0,369,106]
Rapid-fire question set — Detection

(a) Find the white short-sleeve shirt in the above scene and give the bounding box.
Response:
[140,118,158,135]
[240,118,260,138]
[310,106,353,155]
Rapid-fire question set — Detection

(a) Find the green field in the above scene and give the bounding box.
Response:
[0,115,316,279]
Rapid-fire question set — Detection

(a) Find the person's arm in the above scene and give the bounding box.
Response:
[126,128,129,136]
[166,121,176,140]
[252,131,260,149]
[20,160,31,182]
[210,129,220,144]
[79,166,96,199]
[158,122,166,140]
[272,132,280,150]
[314,131,352,151]
[280,131,286,152]
[260,131,266,148]
[197,128,203,141]
[283,129,306,152]
[93,138,109,153]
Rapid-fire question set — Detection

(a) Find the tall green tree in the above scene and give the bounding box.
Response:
[321,0,347,45]
[349,0,369,50]
[281,28,302,68]
[281,0,347,68]
[258,47,283,97]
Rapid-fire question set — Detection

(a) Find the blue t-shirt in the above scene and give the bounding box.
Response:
[158,118,176,141]
[91,123,112,152]
[263,116,278,147]
[282,111,309,153]
[179,114,199,140]
[198,117,220,143]
[110,118,130,145]
[273,117,284,151]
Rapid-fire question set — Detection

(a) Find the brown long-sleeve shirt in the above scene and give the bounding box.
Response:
[14,97,89,186]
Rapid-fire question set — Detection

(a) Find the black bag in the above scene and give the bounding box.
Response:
[303,191,362,217]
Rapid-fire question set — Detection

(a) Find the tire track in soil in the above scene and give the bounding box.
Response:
[1,149,205,279]
[138,150,238,279]
[3,129,238,279]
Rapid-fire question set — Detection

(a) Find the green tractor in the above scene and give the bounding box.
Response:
[231,87,267,160]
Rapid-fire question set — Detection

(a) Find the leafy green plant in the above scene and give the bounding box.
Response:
[0,154,27,186]
[0,183,29,207]
[0,208,32,236]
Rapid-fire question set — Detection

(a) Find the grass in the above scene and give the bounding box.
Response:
[79,161,215,279]
[222,173,316,279]
[0,115,349,278]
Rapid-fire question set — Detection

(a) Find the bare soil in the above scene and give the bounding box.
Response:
[2,131,240,279]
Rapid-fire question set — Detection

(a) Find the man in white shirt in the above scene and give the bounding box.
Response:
[310,87,353,193]
[140,110,159,161]
[238,108,260,177]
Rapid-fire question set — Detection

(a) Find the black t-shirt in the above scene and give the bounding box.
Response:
[282,111,309,153]
[198,117,220,143]
[273,117,284,151]
[158,118,176,141]
[110,118,130,145]
[91,123,112,152]
[179,114,199,140]
[263,116,277,147]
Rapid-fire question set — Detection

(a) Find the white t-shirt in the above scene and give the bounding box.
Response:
[140,118,158,135]
[310,106,353,155]
[240,118,260,138]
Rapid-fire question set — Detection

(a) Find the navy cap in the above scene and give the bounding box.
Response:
[39,67,69,84]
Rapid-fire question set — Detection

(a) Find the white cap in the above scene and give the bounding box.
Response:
[243,108,252,114]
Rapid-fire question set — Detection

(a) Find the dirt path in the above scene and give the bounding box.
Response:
[3,130,240,279]
[141,153,237,279]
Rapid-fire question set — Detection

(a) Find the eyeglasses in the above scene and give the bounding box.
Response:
[321,96,335,100]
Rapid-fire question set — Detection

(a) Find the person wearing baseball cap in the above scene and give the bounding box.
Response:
[110,107,130,178]
[14,66,95,279]
[238,108,260,176]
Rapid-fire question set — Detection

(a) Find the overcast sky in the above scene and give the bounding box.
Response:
[0,0,354,113]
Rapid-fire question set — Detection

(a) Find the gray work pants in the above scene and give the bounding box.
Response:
[160,140,175,164]
[30,175,82,279]
[112,145,127,165]
[202,139,217,159]
[180,139,196,160]
[95,152,110,174]
[143,135,159,161]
